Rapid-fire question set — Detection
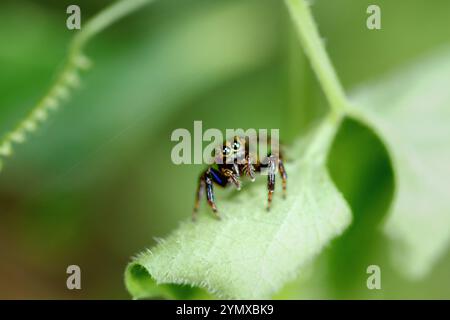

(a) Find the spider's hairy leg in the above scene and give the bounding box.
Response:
[192,172,206,221]
[205,169,221,220]
[278,156,287,199]
[266,155,276,211]
[233,163,240,177]
[232,163,242,190]
[244,154,256,181]
[192,169,221,220]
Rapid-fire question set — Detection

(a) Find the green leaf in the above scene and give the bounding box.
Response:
[349,47,450,278]
[125,118,352,299]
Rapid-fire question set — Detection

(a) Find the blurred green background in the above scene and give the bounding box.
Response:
[0,0,449,299]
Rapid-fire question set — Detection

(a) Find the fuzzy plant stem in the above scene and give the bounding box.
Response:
[0,0,154,171]
[284,0,351,121]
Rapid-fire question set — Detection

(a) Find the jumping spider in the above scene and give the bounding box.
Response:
[193,136,287,220]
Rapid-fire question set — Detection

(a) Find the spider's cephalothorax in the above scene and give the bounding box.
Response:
[193,136,287,220]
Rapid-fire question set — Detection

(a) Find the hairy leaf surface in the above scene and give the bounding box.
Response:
[125,119,351,299]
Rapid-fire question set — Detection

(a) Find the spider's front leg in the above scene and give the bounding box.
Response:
[278,152,287,199]
[205,171,221,219]
[192,174,205,221]
[244,154,256,182]
[266,155,277,211]
[265,151,288,210]
[192,168,222,221]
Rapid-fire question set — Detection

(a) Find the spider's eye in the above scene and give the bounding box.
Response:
[222,146,231,156]
[232,141,241,151]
